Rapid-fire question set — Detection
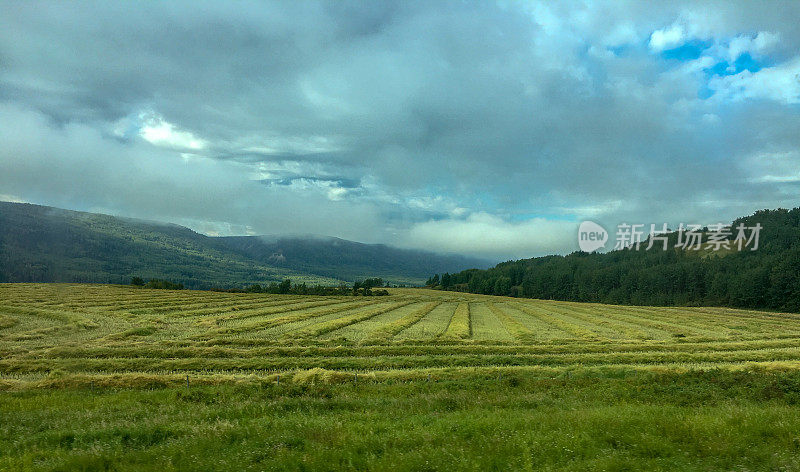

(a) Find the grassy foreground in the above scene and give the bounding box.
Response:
[3,369,800,471]
[2,284,800,470]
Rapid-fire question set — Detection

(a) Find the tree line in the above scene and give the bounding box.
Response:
[131,276,390,296]
[428,208,800,312]
[130,277,184,290]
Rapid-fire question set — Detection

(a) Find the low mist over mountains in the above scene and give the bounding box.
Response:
[216,234,491,283]
[0,202,491,288]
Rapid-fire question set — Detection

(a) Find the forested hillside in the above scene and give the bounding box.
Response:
[217,235,490,283]
[431,208,800,312]
[0,202,488,288]
[0,202,320,288]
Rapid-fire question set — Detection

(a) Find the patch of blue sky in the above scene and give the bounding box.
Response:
[733,53,764,73]
[697,51,772,100]
[704,52,764,78]
[659,39,712,61]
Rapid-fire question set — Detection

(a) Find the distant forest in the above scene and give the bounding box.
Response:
[428,208,800,312]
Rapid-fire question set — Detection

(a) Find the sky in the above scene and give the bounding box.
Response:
[1,0,799,262]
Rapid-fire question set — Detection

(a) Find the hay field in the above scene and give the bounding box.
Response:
[2,283,800,387]
[4,284,800,471]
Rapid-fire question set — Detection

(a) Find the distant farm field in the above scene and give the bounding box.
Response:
[3,284,800,471]
[2,283,800,381]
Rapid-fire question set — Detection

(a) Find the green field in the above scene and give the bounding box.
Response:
[2,284,800,470]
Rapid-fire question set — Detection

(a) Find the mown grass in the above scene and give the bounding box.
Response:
[440,302,471,340]
[3,284,800,470]
[363,301,441,344]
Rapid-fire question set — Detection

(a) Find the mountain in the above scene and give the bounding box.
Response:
[216,235,491,284]
[0,201,491,288]
[433,208,800,312]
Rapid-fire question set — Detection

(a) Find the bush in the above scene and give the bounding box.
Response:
[144,279,184,290]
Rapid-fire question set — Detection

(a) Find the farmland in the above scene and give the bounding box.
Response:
[3,283,800,470]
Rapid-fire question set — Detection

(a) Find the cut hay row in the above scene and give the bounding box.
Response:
[3,324,86,342]
[512,303,600,339]
[486,303,536,342]
[201,299,387,336]
[542,304,660,340]
[289,300,419,339]
[23,335,799,360]
[124,294,328,315]
[6,345,800,374]
[28,293,179,309]
[48,292,209,310]
[120,298,272,315]
[647,305,800,332]
[70,293,207,309]
[528,304,626,339]
[469,303,514,341]
[395,303,457,339]
[626,305,753,335]
[541,303,703,338]
[614,306,730,337]
[209,298,356,324]
[440,302,471,340]
[362,301,442,344]
[561,304,675,339]
[158,296,332,320]
[0,305,99,329]
[6,361,800,392]
[666,304,800,323]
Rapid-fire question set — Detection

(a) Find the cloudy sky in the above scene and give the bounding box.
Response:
[1,1,799,261]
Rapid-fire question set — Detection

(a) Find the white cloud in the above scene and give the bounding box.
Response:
[326,186,350,201]
[744,150,800,183]
[403,213,579,260]
[3,1,800,261]
[0,194,27,203]
[680,55,716,73]
[709,56,800,104]
[0,102,386,244]
[724,31,779,62]
[560,201,625,219]
[649,23,685,52]
[753,31,780,53]
[138,112,207,150]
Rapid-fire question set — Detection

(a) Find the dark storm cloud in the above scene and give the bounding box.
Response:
[1,1,800,259]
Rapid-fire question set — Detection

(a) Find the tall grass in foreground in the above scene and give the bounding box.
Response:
[3,369,800,471]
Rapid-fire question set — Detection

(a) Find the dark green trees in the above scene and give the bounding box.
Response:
[433,208,800,312]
